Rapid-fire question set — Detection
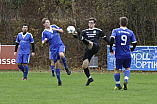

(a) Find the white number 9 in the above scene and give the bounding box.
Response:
[121,35,127,45]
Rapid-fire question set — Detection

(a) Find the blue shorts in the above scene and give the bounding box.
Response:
[114,58,131,69]
[16,54,30,64]
[49,51,53,60]
[50,45,65,63]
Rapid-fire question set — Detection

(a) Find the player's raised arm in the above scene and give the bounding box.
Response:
[99,30,110,45]
[52,25,63,33]
[52,28,63,33]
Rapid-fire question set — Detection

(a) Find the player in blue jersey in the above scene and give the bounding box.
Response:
[49,51,55,77]
[110,17,137,90]
[73,17,110,86]
[14,23,35,80]
[41,18,71,86]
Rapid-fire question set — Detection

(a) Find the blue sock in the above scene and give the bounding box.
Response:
[114,73,120,87]
[24,65,29,78]
[124,70,130,83]
[61,57,68,69]
[51,65,55,75]
[18,64,24,73]
[55,69,61,82]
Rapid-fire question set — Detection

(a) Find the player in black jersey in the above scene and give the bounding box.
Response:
[73,17,110,86]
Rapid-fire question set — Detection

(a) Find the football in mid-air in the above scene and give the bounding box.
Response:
[67,26,75,34]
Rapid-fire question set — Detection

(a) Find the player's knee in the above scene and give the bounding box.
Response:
[125,68,130,70]
[82,64,87,69]
[17,63,21,66]
[50,60,54,65]
[82,59,89,69]
[59,52,64,58]
[23,63,28,67]
[114,68,119,74]
[55,61,60,69]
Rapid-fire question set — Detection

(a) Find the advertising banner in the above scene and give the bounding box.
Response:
[0,45,18,69]
[107,46,157,71]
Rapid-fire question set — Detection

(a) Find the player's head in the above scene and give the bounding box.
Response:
[42,18,50,28]
[22,23,28,32]
[88,17,96,29]
[119,17,128,27]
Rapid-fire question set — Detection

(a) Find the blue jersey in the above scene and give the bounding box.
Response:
[42,25,65,50]
[111,27,137,59]
[16,32,34,54]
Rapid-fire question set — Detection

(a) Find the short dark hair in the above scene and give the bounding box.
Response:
[89,17,97,23]
[22,23,27,27]
[42,18,49,24]
[120,17,128,26]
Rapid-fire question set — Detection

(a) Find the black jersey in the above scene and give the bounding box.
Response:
[81,28,107,45]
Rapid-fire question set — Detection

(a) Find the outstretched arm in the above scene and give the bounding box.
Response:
[73,28,81,39]
[73,30,90,45]
[52,28,63,33]
[102,36,110,44]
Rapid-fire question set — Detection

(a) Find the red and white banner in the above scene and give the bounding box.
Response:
[0,45,18,69]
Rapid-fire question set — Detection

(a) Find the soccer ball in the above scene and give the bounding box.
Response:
[67,26,75,34]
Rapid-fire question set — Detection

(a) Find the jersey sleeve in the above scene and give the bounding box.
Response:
[81,30,86,37]
[42,32,46,42]
[30,33,34,43]
[131,32,137,43]
[51,25,61,29]
[110,29,116,38]
[99,30,106,39]
[15,34,20,43]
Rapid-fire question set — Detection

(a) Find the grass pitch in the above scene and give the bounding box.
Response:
[0,71,157,104]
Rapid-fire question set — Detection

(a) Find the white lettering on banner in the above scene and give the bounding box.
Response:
[135,61,157,68]
[0,58,16,65]
[131,53,150,60]
[131,52,157,69]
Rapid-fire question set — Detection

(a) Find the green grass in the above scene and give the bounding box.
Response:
[0,71,157,104]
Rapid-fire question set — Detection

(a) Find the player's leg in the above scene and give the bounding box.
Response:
[114,58,122,90]
[16,54,24,73]
[81,37,93,50]
[82,49,94,86]
[23,63,28,80]
[17,63,24,73]
[59,52,71,75]
[55,60,62,86]
[82,59,93,86]
[59,46,71,75]
[49,52,55,77]
[123,58,131,90]
[83,43,99,86]
[50,60,55,77]
[22,54,30,80]
[114,68,122,90]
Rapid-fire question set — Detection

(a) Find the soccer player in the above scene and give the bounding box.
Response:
[110,17,137,90]
[73,17,110,86]
[49,51,55,77]
[14,23,35,80]
[41,18,71,86]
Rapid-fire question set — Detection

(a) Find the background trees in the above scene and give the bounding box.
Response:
[0,0,156,70]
